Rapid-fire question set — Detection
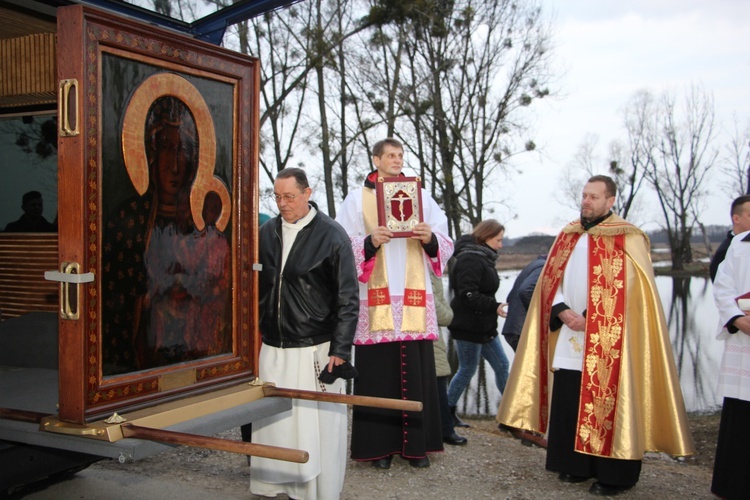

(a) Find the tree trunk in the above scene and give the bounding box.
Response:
[668,232,685,271]
[696,220,712,260]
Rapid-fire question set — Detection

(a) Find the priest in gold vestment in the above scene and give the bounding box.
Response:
[497,175,694,496]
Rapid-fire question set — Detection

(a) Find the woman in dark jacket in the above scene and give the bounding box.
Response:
[447,219,510,420]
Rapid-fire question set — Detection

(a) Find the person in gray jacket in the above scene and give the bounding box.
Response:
[431,271,467,445]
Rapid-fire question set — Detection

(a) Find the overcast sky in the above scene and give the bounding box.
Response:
[500,0,750,237]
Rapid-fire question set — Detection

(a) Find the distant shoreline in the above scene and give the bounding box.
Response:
[498,246,712,278]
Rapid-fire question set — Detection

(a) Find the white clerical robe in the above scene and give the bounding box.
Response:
[251,207,347,500]
[713,229,750,403]
[335,186,453,344]
[551,235,588,371]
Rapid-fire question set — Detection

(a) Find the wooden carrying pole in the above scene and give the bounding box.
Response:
[0,407,49,424]
[263,385,423,412]
[121,424,309,463]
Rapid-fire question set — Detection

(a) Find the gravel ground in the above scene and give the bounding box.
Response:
[13,412,717,500]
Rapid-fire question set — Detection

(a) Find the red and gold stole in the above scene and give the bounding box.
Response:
[363,187,426,332]
[537,225,627,457]
[575,232,626,456]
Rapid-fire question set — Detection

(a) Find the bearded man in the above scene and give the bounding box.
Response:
[497,175,694,496]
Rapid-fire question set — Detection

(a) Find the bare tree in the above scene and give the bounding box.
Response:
[616,89,653,220]
[355,0,553,235]
[339,2,453,219]
[166,0,554,232]
[644,84,718,270]
[152,0,405,213]
[556,133,599,212]
[556,132,646,224]
[247,7,315,186]
[343,14,413,173]
[721,114,750,196]
[309,0,398,215]
[310,0,345,216]
[238,0,377,214]
[197,0,319,199]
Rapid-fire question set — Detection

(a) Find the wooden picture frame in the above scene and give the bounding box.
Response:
[376,176,424,237]
[56,5,261,424]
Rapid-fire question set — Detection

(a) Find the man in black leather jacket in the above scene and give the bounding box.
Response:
[249,167,359,500]
[257,188,359,357]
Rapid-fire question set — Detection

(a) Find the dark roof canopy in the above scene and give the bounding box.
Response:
[1,0,300,45]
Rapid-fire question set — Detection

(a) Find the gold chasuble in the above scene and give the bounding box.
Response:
[497,214,694,459]
[362,188,427,332]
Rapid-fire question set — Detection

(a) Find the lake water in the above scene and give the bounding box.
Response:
[449,271,723,417]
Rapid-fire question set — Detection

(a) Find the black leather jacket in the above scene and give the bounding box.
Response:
[258,207,359,360]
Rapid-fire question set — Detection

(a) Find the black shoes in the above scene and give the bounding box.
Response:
[371,455,432,468]
[371,456,392,469]
[443,432,468,446]
[558,472,590,483]
[588,481,633,496]
[408,457,430,468]
[557,472,633,495]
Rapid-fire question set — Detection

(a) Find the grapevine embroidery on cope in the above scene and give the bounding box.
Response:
[576,234,626,457]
